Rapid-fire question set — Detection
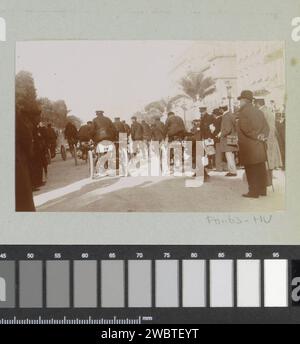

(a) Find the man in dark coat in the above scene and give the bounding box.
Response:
[31,118,46,191]
[213,107,223,139]
[130,116,144,141]
[237,90,270,198]
[64,121,78,143]
[164,112,186,141]
[78,121,93,142]
[46,123,57,158]
[15,113,35,211]
[92,111,117,143]
[64,121,79,157]
[199,107,214,140]
[141,120,152,142]
[113,117,126,138]
[213,107,227,172]
[151,117,166,142]
[130,116,145,160]
[122,120,131,137]
[38,122,50,180]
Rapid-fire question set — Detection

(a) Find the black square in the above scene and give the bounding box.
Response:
[292,260,300,306]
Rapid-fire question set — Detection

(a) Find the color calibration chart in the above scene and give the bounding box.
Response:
[0,246,299,324]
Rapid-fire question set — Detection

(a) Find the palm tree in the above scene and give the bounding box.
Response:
[144,99,167,115]
[180,71,216,102]
[145,96,190,115]
[166,94,190,112]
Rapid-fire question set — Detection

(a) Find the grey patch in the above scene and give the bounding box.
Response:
[19,261,43,308]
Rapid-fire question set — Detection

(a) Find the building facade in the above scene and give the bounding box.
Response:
[168,41,285,123]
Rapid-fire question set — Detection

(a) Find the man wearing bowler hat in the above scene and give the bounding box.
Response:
[237,90,270,198]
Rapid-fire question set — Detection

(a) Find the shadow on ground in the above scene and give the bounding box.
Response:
[36,170,285,212]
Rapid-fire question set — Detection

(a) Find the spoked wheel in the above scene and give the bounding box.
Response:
[88,150,94,179]
[61,145,67,161]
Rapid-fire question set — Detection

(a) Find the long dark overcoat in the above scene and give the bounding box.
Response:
[237,103,270,166]
[15,114,35,211]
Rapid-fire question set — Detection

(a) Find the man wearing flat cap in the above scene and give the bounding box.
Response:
[237,90,270,198]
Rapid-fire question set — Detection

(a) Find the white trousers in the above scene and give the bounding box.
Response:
[225,151,237,174]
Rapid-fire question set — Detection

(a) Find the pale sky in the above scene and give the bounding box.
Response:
[16,41,193,122]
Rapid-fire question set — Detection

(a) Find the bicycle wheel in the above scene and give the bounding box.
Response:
[73,144,78,166]
[61,145,67,161]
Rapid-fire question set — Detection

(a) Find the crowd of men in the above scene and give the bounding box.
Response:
[16,89,286,211]
[78,91,284,197]
[16,107,62,211]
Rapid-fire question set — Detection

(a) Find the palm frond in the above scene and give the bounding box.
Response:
[180,72,216,101]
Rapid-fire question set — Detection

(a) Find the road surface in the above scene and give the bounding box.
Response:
[34,155,285,212]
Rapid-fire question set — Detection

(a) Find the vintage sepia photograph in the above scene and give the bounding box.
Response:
[15,40,286,212]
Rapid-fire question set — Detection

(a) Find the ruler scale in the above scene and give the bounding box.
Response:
[0,246,299,324]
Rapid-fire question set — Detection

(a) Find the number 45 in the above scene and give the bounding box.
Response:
[292,17,300,42]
